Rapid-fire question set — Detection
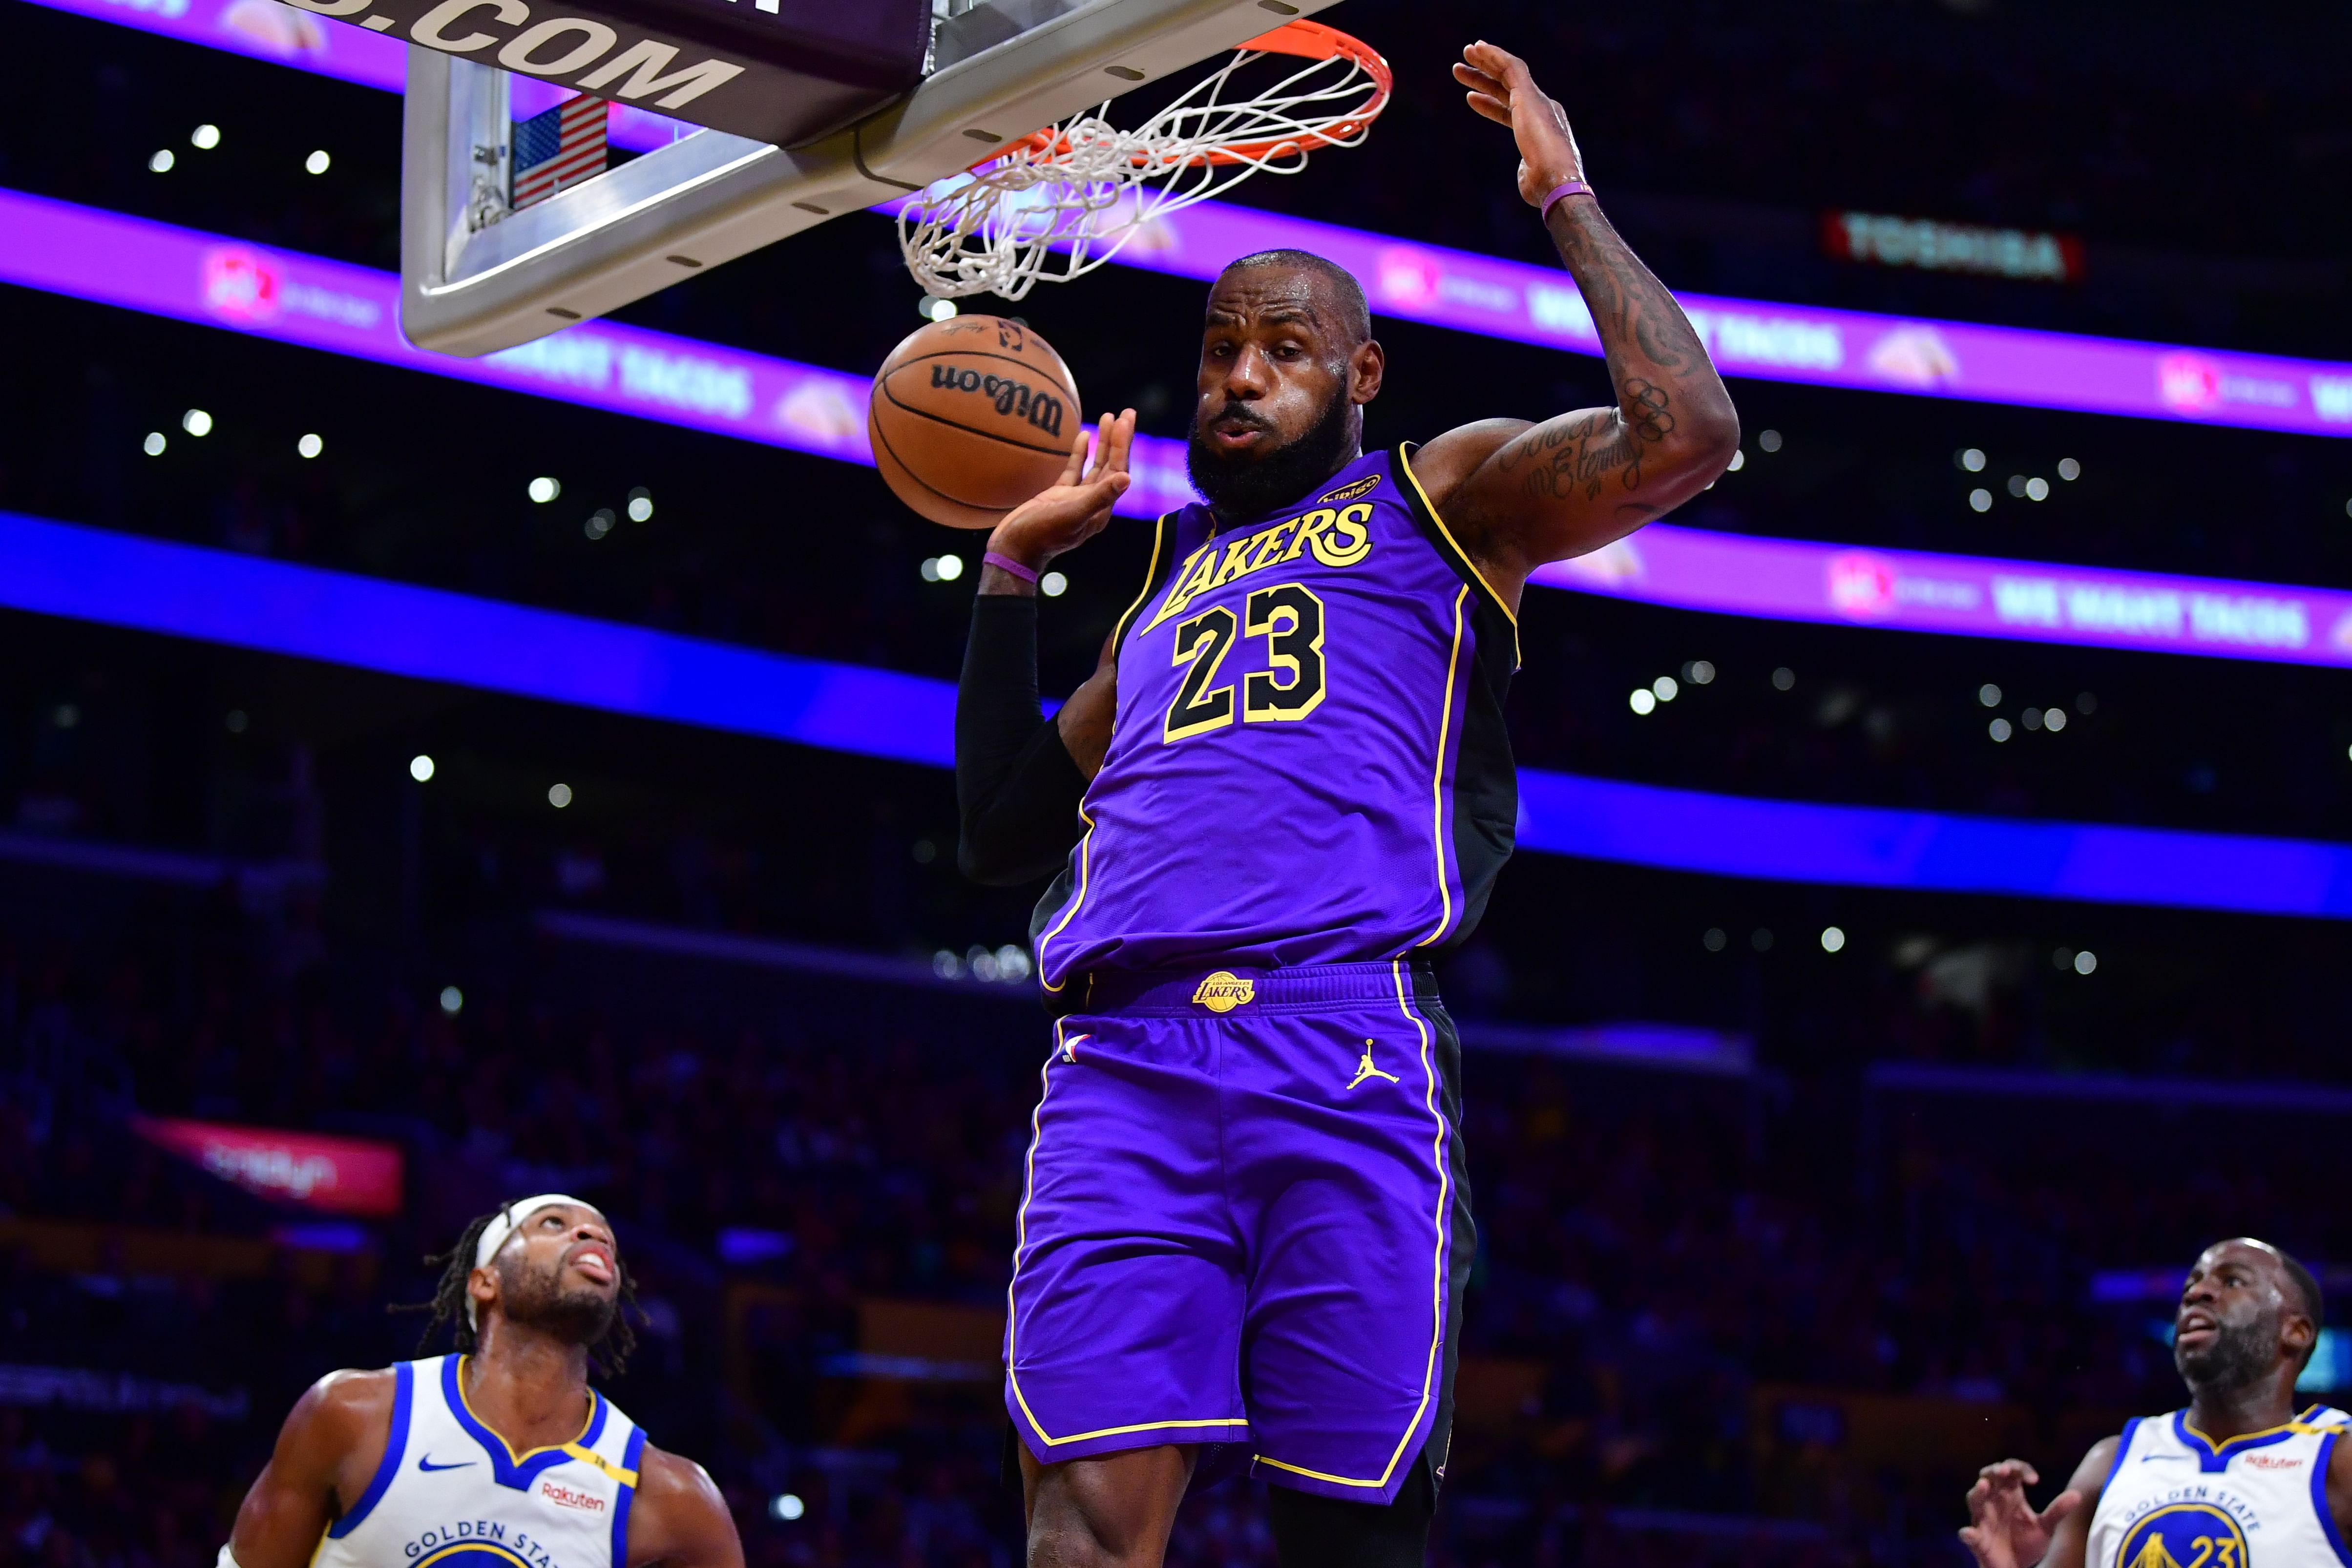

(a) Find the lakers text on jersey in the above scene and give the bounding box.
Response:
[1033,445,1520,991]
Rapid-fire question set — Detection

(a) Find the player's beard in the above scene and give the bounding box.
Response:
[1186,390,1357,522]
[497,1254,620,1346]
[2174,1316,2272,1396]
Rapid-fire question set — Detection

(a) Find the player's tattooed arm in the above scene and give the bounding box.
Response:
[1412,43,1738,610]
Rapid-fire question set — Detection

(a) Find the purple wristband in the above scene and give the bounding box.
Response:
[1540,178,1594,220]
[983,550,1040,584]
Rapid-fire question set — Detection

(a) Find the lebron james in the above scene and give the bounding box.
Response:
[956,41,1741,1568]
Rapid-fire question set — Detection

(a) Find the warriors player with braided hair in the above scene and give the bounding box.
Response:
[223,1195,742,1568]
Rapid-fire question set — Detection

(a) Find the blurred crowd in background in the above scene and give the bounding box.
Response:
[2,0,2348,1564]
[3,883,2344,1567]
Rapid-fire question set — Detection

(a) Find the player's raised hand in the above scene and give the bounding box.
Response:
[986,408,1137,576]
[1453,42,1586,209]
[1959,1460,2083,1568]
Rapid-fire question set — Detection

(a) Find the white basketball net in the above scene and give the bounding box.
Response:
[898,28,1389,302]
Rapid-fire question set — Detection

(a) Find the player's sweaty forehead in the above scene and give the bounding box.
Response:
[1203,267,1346,345]
[2186,1238,2280,1292]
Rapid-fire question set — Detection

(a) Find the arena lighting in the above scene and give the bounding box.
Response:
[14,193,2352,671]
[26,0,2352,438]
[2,508,2351,919]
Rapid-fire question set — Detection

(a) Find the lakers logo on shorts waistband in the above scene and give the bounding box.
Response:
[1346,1040,1402,1090]
[1191,971,1255,1012]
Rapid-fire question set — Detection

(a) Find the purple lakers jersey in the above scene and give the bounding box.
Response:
[1032,445,1519,991]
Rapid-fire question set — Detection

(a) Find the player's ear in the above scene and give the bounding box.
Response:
[2282,1307,2316,1363]
[1350,338,1385,405]
[469,1263,500,1319]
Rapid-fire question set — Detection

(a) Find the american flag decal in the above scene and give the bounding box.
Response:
[511,95,608,211]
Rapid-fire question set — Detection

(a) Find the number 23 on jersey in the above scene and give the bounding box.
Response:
[1164,582,1327,742]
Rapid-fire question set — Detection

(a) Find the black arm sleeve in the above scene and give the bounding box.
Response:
[955,592,1088,886]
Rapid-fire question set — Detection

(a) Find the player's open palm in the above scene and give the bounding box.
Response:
[1960,1460,2083,1568]
[1452,42,1585,208]
[987,409,1137,570]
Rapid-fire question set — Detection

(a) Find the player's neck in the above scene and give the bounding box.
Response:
[463,1321,595,1450]
[2184,1378,2300,1442]
[1207,443,1364,528]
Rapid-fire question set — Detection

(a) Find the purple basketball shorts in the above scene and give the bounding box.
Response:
[1004,959,1474,1505]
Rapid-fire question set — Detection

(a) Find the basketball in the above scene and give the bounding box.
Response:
[867,314,1084,530]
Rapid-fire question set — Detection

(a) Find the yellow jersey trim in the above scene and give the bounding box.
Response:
[452,1356,597,1465]
[1253,961,1453,1491]
[415,1547,535,1568]
[1412,586,1469,949]
[1397,445,1520,667]
[560,1442,639,1487]
[1039,514,1168,993]
[2183,1406,2340,1452]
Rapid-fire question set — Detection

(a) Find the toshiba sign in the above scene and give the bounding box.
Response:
[1824,211,2082,284]
[134,1117,403,1216]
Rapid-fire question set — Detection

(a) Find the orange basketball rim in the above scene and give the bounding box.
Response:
[991,21,1393,172]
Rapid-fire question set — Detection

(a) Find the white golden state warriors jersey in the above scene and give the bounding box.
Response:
[2086,1404,2352,1568]
[312,1355,646,1568]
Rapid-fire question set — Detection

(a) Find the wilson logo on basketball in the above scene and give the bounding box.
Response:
[538,1476,609,1512]
[925,367,1066,438]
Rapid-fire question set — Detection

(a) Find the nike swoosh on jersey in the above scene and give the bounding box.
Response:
[417,1455,475,1472]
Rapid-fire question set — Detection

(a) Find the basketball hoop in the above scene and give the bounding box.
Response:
[897,21,1391,302]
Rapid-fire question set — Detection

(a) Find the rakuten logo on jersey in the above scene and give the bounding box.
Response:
[2240,1454,2303,1471]
[538,1477,608,1513]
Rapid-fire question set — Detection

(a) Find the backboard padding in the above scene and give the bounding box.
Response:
[399,0,1339,356]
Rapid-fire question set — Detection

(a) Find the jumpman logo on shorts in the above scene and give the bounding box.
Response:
[1346,1040,1401,1090]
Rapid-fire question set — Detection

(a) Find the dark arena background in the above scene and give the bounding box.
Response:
[3,0,2352,1564]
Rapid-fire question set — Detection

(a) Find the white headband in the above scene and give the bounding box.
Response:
[466,1193,602,1329]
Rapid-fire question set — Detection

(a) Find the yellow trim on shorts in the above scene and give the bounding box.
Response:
[1254,960,1452,1491]
[1003,1021,1253,1449]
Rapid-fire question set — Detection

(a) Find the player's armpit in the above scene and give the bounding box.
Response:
[626,1447,745,1568]
[1054,628,1119,779]
[229,1368,397,1568]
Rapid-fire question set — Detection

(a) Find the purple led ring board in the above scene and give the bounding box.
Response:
[0,507,2346,919]
[10,186,2352,670]
[0,188,1203,523]
[33,0,2352,436]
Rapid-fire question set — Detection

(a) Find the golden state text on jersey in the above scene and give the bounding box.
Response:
[2085,1404,2352,1568]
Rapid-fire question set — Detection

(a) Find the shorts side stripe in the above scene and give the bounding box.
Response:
[1005,1019,1253,1450]
[1253,959,1452,1490]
